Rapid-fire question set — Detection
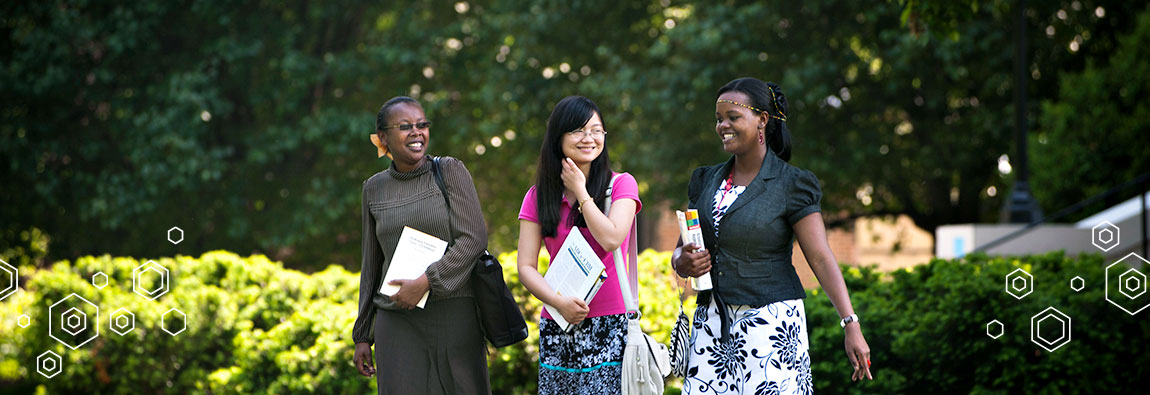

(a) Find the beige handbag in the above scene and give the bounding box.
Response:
[605,175,671,395]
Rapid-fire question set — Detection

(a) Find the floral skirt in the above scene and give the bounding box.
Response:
[683,298,812,395]
[538,313,627,395]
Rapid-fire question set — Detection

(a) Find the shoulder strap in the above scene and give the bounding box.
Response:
[605,173,640,314]
[430,156,456,246]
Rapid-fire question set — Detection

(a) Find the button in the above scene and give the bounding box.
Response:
[718,271,725,277]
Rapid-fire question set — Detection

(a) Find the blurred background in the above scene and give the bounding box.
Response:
[3,0,1150,393]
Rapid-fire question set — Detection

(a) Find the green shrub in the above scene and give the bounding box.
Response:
[805,251,1150,393]
[3,250,1144,393]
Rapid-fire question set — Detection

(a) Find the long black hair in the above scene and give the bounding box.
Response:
[535,96,613,238]
[717,77,793,162]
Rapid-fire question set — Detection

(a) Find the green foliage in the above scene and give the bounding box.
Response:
[6,249,1144,393]
[5,1,1149,271]
[805,251,1149,393]
[1032,5,1150,218]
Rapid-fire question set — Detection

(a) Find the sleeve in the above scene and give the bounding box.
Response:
[611,173,642,214]
[352,178,384,344]
[786,169,823,225]
[517,185,539,223]
[687,166,708,208]
[424,157,488,295]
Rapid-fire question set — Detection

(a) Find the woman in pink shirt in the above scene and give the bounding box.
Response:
[517,96,641,394]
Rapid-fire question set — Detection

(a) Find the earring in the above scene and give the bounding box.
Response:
[758,131,764,144]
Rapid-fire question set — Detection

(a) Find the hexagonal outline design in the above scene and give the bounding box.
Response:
[1105,253,1150,315]
[61,307,87,336]
[986,319,1004,339]
[36,350,62,379]
[1035,315,1067,346]
[1118,268,1147,300]
[132,260,170,301]
[1005,268,1034,300]
[49,293,100,350]
[91,271,109,290]
[161,307,187,336]
[1091,220,1120,252]
[1070,276,1085,292]
[18,314,31,328]
[1011,276,1026,291]
[108,307,136,336]
[167,226,184,245]
[0,258,16,302]
[1030,306,1071,352]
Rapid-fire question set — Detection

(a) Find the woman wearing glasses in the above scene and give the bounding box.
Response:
[352,96,491,394]
[516,96,642,394]
[672,78,872,394]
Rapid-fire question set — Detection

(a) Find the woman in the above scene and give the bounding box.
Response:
[351,96,491,394]
[672,78,872,394]
[516,96,641,394]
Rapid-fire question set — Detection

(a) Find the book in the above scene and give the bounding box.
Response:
[378,226,449,309]
[676,209,713,291]
[542,229,608,332]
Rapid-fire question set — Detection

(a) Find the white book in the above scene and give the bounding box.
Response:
[379,226,448,309]
[542,229,608,332]
[676,209,713,291]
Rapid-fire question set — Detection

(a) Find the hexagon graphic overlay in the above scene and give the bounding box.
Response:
[1105,253,1150,315]
[1091,221,1120,252]
[49,293,100,350]
[1,258,17,302]
[91,272,108,289]
[1070,276,1085,292]
[1030,306,1071,352]
[18,314,31,328]
[132,260,170,301]
[162,308,187,336]
[109,308,136,336]
[986,320,1004,339]
[1005,268,1034,300]
[36,350,63,379]
[168,226,184,245]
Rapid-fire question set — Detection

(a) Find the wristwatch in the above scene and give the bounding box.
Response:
[840,313,859,328]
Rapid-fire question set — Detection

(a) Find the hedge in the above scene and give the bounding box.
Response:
[2,250,1146,393]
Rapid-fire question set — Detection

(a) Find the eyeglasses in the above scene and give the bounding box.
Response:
[566,128,607,139]
[379,121,432,131]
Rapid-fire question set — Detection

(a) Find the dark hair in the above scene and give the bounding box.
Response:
[375,96,421,132]
[535,96,613,238]
[717,77,793,162]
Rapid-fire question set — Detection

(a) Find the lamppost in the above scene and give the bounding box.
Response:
[1003,0,1044,224]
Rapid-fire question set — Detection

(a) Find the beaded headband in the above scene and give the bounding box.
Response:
[716,98,787,122]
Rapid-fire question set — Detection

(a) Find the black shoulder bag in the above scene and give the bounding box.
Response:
[430,156,529,348]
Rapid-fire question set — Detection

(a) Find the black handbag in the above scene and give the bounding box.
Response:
[431,156,529,348]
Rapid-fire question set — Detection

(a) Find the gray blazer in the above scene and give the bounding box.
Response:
[687,151,822,306]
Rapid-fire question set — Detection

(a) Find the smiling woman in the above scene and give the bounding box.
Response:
[352,96,492,394]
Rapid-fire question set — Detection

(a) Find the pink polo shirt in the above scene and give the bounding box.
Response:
[518,172,642,320]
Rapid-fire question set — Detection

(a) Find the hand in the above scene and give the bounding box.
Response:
[354,342,376,377]
[844,323,872,381]
[388,275,430,310]
[560,158,589,202]
[555,296,590,326]
[673,243,711,278]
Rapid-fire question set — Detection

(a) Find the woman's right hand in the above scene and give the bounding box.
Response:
[555,296,590,326]
[354,342,375,377]
[674,243,712,278]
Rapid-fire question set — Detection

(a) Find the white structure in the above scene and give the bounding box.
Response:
[936,190,1149,260]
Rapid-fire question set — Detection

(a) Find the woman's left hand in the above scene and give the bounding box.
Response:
[844,323,873,381]
[560,157,589,200]
[388,275,430,310]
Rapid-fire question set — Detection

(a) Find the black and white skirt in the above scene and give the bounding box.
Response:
[683,298,812,395]
[538,313,627,395]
